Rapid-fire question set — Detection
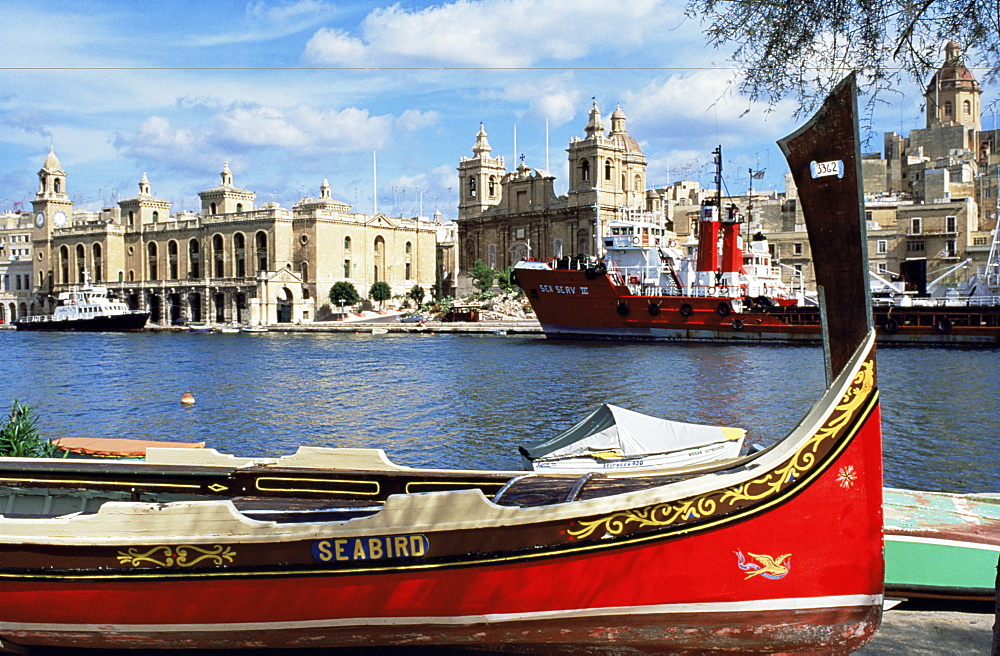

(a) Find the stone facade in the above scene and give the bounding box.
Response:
[26,155,439,325]
[456,103,655,295]
[0,211,34,323]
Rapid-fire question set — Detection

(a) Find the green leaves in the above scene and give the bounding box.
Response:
[0,400,61,458]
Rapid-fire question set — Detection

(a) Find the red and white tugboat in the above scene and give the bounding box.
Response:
[515,147,818,343]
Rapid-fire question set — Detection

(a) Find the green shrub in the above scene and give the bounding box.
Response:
[0,400,61,458]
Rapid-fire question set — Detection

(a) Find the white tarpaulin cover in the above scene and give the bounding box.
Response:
[519,404,746,462]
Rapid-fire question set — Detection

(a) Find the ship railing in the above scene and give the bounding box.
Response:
[688,284,746,298]
[548,256,598,271]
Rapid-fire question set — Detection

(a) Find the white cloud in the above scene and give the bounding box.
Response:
[396,109,439,132]
[188,0,341,47]
[303,0,684,67]
[303,28,369,65]
[483,73,581,126]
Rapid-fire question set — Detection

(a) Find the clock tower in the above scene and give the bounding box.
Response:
[31,147,73,293]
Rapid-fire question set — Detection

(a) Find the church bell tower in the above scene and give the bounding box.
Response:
[30,147,73,292]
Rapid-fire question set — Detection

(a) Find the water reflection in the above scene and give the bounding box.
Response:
[2,331,997,492]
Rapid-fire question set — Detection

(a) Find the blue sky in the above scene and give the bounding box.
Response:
[0,1,949,220]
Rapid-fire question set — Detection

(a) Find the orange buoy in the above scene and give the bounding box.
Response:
[180,392,195,406]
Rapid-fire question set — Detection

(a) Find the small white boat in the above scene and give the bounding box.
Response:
[218,323,240,334]
[241,325,269,333]
[519,403,746,472]
[371,327,388,335]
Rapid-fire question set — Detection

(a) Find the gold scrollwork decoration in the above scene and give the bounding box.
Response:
[566,359,875,541]
[117,544,236,568]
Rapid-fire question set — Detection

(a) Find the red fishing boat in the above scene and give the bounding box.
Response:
[0,76,882,653]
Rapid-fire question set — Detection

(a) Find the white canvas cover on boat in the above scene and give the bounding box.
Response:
[519,404,745,462]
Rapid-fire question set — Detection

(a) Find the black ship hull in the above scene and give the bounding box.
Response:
[14,312,149,332]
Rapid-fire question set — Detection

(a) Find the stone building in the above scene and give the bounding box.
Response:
[0,210,34,323]
[456,103,657,294]
[27,153,437,325]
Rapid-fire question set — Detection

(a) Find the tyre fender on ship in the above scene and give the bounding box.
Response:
[679,303,693,317]
[616,301,630,316]
[716,302,732,317]
[883,317,899,334]
[648,302,661,316]
[935,317,953,334]
[732,318,744,331]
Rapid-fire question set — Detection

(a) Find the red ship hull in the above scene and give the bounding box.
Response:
[516,264,1000,345]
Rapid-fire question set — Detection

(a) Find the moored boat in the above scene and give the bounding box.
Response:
[13,272,148,332]
[884,487,1000,601]
[519,403,746,472]
[0,76,884,653]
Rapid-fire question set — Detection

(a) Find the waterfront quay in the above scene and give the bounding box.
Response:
[149,318,543,335]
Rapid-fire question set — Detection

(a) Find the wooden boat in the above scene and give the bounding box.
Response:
[186,321,213,333]
[519,403,746,472]
[884,487,1000,601]
[52,437,206,459]
[0,75,883,653]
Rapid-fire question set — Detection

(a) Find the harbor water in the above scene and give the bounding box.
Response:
[3,329,998,493]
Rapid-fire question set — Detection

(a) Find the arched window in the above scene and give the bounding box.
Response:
[605,159,613,180]
[344,236,351,250]
[255,232,268,272]
[236,203,243,213]
[553,238,563,258]
[634,174,642,192]
[577,228,590,256]
[468,176,477,198]
[488,176,496,196]
[234,233,246,278]
[344,260,351,278]
[189,239,200,278]
[54,178,61,193]
[405,241,412,254]
[147,242,158,280]
[59,246,69,284]
[168,240,179,279]
[964,100,972,116]
[92,243,103,282]
[210,202,217,215]
[128,211,135,227]
[213,234,224,278]
[75,244,86,283]
[581,160,590,182]
[152,211,159,223]
[300,261,309,281]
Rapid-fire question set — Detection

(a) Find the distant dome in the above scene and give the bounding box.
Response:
[42,147,62,172]
[926,41,980,95]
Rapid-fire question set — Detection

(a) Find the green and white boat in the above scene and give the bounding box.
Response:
[884,487,1000,601]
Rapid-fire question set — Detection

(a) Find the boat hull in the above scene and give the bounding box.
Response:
[525,437,744,472]
[13,312,148,332]
[516,266,1000,346]
[884,488,1000,600]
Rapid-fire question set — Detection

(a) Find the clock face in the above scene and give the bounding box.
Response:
[34,212,44,228]
[53,211,67,227]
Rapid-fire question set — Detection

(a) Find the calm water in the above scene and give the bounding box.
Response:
[2,330,998,493]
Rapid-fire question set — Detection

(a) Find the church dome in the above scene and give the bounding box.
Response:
[607,105,643,155]
[925,41,980,95]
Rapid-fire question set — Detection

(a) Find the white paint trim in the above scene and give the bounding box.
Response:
[0,594,882,634]
[886,535,1000,552]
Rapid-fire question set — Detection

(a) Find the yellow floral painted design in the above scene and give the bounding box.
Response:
[567,359,875,541]
[117,544,236,568]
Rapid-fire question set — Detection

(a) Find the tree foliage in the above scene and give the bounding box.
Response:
[495,265,519,293]
[0,400,60,458]
[329,281,361,307]
[408,284,426,305]
[369,281,392,308]
[470,259,495,293]
[687,0,1000,112]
